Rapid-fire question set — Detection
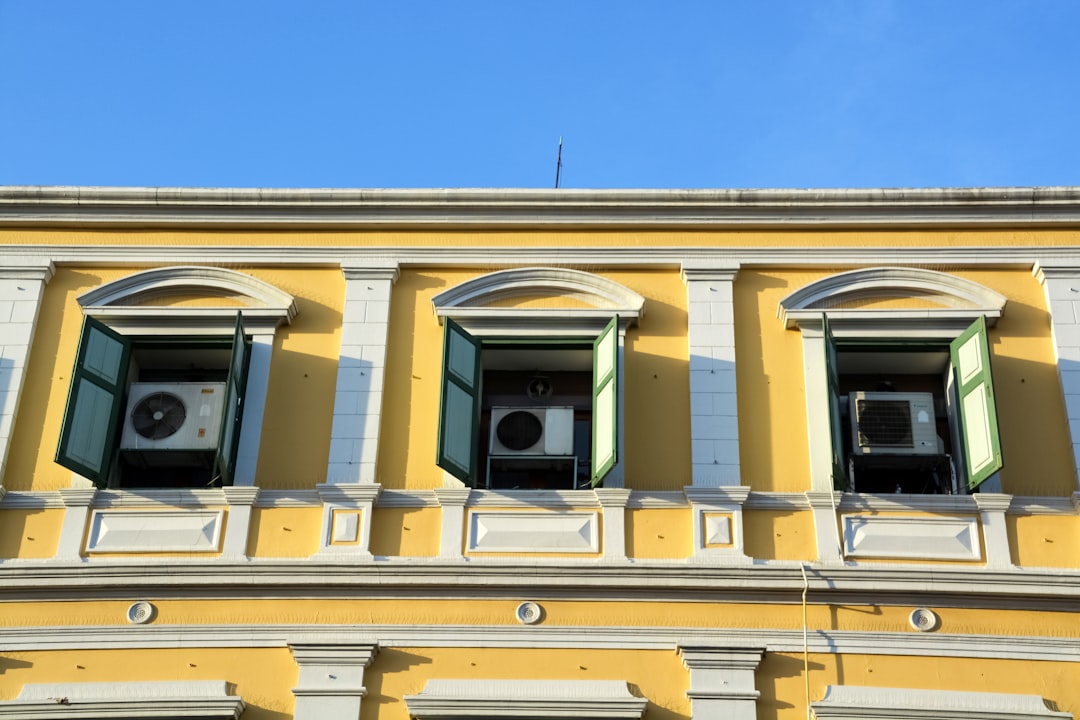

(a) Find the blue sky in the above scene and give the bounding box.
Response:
[1,1,1077,189]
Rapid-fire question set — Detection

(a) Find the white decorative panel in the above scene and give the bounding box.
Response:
[843,514,981,561]
[703,512,733,546]
[468,511,599,553]
[86,510,223,553]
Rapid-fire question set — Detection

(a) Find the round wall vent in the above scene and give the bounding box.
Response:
[127,601,156,625]
[516,601,543,625]
[908,607,939,632]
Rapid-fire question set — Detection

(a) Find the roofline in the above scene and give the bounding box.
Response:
[2,185,1080,230]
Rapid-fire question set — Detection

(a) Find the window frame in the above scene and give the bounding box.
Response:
[778,267,1008,494]
[431,267,645,491]
[52,266,297,489]
[436,315,621,488]
[56,312,252,489]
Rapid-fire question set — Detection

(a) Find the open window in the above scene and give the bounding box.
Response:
[437,315,618,489]
[56,313,250,488]
[825,314,1003,493]
[778,267,1009,495]
[431,267,644,491]
[51,266,297,489]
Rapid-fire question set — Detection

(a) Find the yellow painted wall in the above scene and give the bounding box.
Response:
[247,507,323,558]
[735,267,1074,495]
[6,266,343,492]
[379,268,690,491]
[0,648,297,719]
[1008,514,1080,569]
[364,647,690,719]
[369,507,441,557]
[743,509,819,561]
[5,599,1078,636]
[0,509,61,559]
[626,508,692,559]
[760,653,1080,720]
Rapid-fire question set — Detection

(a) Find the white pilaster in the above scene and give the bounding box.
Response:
[1034,262,1080,489]
[679,645,764,720]
[314,484,381,558]
[221,486,259,559]
[56,487,96,560]
[807,491,844,564]
[683,486,751,562]
[973,492,1014,568]
[682,263,741,487]
[0,261,53,488]
[595,488,631,561]
[435,487,470,559]
[326,264,399,485]
[289,641,378,720]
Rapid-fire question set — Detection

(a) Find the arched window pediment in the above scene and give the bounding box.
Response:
[778,267,1007,335]
[432,267,644,336]
[77,266,297,335]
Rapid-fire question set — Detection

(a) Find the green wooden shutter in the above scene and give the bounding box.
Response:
[824,315,848,491]
[591,315,619,486]
[55,317,132,487]
[436,318,481,486]
[215,312,251,487]
[950,316,1003,490]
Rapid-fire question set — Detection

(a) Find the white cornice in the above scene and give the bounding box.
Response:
[3,559,1080,608]
[4,186,1080,229]
[0,245,1076,269]
[1,624,1078,664]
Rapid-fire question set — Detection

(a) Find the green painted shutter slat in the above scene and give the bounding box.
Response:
[950,316,1003,490]
[824,314,848,491]
[215,312,251,487]
[437,318,481,486]
[591,315,619,486]
[55,317,131,487]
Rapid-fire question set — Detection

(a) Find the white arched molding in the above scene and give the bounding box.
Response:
[778,268,1008,563]
[79,265,298,335]
[431,267,644,336]
[0,681,245,719]
[77,266,297,490]
[432,268,644,494]
[812,686,1071,720]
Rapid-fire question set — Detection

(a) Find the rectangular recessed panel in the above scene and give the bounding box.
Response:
[843,514,981,561]
[468,511,599,553]
[86,510,224,553]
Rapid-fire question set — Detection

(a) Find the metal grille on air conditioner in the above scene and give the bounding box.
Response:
[120,382,226,452]
[489,406,574,456]
[849,391,939,456]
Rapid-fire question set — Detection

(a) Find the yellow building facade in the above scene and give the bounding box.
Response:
[0,186,1078,719]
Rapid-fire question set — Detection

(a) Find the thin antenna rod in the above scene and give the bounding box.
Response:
[555,137,563,189]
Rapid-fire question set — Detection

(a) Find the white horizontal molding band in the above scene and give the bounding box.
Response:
[0,244,1076,268]
[7,488,1074,515]
[4,560,1080,607]
[3,624,1078,663]
[4,186,1080,228]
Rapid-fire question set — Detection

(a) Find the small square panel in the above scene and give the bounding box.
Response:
[702,512,733,547]
[331,510,362,545]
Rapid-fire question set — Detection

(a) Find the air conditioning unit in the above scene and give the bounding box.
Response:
[489,406,574,456]
[849,391,940,456]
[120,382,227,452]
